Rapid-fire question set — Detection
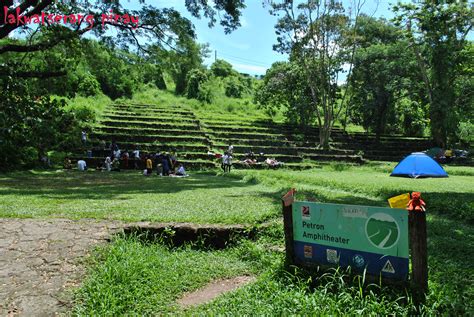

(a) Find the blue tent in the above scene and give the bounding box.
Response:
[390,152,448,178]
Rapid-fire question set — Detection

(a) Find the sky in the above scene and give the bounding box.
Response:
[117,1,399,76]
[140,0,399,76]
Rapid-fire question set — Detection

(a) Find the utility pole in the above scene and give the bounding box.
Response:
[215,50,217,62]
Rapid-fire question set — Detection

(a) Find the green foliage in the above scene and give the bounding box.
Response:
[397,97,427,137]
[457,121,473,146]
[0,79,89,170]
[393,1,474,146]
[167,41,208,95]
[77,72,101,97]
[256,61,315,127]
[196,80,216,104]
[211,59,235,77]
[83,41,140,99]
[270,1,355,148]
[349,17,425,137]
[224,76,247,98]
[186,68,209,100]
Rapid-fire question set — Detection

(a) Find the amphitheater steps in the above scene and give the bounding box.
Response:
[73,102,435,170]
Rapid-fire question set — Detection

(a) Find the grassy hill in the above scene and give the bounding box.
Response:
[73,88,437,170]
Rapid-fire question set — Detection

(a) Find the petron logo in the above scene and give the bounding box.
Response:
[365,213,400,249]
[301,205,310,218]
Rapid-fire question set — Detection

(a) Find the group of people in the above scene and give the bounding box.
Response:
[68,137,188,176]
[209,145,284,171]
[240,150,284,168]
[143,152,187,177]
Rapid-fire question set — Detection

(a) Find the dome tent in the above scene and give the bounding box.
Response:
[390,152,448,178]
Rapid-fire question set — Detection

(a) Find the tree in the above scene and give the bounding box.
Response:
[255,61,315,126]
[269,0,364,149]
[0,0,246,79]
[211,59,235,77]
[393,1,473,147]
[0,78,88,169]
[165,40,209,95]
[186,68,208,100]
[348,16,425,138]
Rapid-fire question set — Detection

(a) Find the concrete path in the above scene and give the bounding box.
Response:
[0,219,123,316]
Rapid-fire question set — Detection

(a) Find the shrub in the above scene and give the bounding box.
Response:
[77,73,101,97]
[186,69,208,99]
[210,59,235,78]
[456,121,473,146]
[225,76,246,98]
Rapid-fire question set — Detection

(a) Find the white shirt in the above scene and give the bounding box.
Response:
[132,150,140,158]
[177,166,186,175]
[77,160,87,171]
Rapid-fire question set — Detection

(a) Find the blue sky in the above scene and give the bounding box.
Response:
[126,1,398,75]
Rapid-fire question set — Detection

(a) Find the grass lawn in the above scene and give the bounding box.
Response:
[0,170,279,224]
[1,165,473,315]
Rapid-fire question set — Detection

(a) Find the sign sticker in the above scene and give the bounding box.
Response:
[301,205,310,219]
[382,259,396,274]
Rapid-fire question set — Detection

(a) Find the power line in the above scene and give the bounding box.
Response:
[217,51,272,67]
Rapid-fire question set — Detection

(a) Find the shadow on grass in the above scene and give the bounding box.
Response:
[0,170,253,200]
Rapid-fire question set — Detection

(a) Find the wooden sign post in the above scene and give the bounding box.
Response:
[407,192,428,300]
[282,188,295,267]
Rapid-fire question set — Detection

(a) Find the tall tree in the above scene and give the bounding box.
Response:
[255,61,315,127]
[269,0,364,149]
[348,16,424,138]
[393,0,473,147]
[0,0,245,78]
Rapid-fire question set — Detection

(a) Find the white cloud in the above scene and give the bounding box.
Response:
[231,63,267,74]
[240,17,249,28]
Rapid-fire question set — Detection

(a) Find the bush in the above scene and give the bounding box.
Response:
[210,59,235,78]
[0,78,96,170]
[456,121,473,146]
[197,82,215,104]
[77,73,101,97]
[186,69,208,99]
[225,76,246,98]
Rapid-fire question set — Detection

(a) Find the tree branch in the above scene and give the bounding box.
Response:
[0,0,54,39]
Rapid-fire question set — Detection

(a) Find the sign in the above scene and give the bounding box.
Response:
[388,193,410,209]
[292,201,409,280]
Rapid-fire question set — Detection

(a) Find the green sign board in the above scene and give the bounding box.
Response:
[292,201,409,279]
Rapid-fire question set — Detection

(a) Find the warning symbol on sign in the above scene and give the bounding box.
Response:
[382,259,395,273]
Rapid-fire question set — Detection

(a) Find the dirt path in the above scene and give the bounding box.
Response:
[0,218,123,316]
[177,276,255,308]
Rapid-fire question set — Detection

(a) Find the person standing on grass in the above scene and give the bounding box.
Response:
[132,147,140,169]
[146,156,153,176]
[81,130,87,146]
[222,152,228,172]
[105,156,112,171]
[226,152,233,173]
[77,159,87,171]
